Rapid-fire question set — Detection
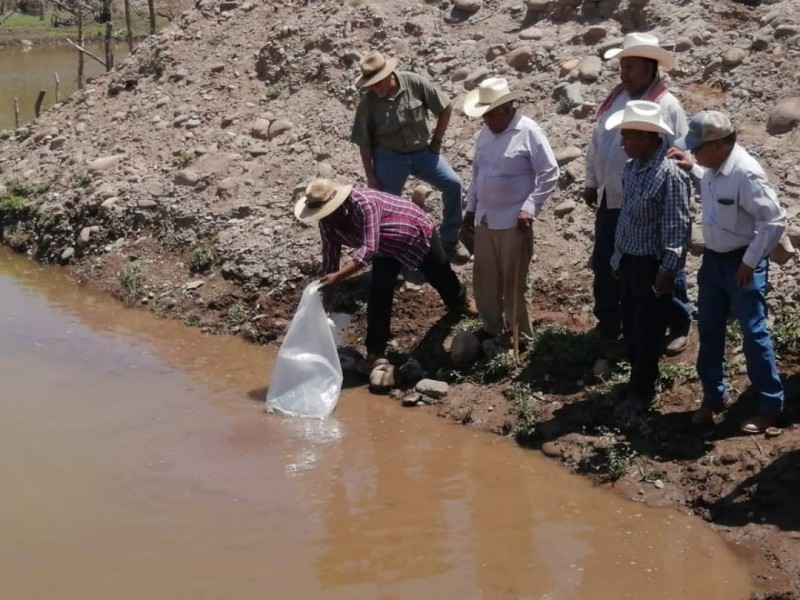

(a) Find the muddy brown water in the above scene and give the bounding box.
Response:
[0,248,752,599]
[0,43,126,129]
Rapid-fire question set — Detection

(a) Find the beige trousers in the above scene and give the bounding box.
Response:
[473,225,534,338]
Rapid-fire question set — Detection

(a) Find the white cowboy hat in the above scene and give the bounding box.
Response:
[605,100,674,135]
[356,51,398,88]
[294,179,354,223]
[603,32,675,70]
[463,77,524,118]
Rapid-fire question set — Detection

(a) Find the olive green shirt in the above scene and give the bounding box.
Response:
[350,71,450,153]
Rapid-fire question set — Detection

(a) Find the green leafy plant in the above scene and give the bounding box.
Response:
[227,301,248,325]
[485,351,517,378]
[772,313,800,356]
[73,173,92,188]
[454,317,482,333]
[119,259,146,307]
[580,427,637,481]
[146,57,166,77]
[176,149,195,167]
[264,84,281,101]
[658,361,697,389]
[6,179,48,198]
[557,96,575,115]
[0,195,32,217]
[189,247,215,273]
[504,382,543,439]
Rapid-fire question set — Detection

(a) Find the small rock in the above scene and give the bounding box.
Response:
[269,119,294,140]
[519,27,544,41]
[454,0,482,12]
[209,62,225,73]
[583,26,607,45]
[451,66,471,82]
[249,146,271,157]
[100,197,120,211]
[451,331,482,365]
[185,119,201,129]
[722,47,747,68]
[87,154,124,173]
[185,280,205,290]
[554,146,581,165]
[411,184,434,209]
[553,199,576,217]
[751,35,770,51]
[401,392,423,407]
[399,358,424,383]
[579,56,602,81]
[653,479,665,489]
[49,136,67,150]
[559,58,580,76]
[137,199,158,209]
[250,118,271,139]
[774,24,800,39]
[593,358,612,378]
[787,225,800,249]
[674,37,693,52]
[541,442,561,458]
[464,67,490,90]
[415,378,449,399]
[767,97,800,135]
[369,363,396,394]
[524,0,550,11]
[506,46,534,70]
[174,169,200,186]
[219,0,240,11]
[77,226,94,247]
[60,247,75,261]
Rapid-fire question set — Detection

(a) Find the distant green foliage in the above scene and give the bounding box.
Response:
[189,247,215,273]
[119,260,146,306]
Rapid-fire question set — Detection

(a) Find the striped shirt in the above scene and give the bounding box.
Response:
[610,142,691,276]
[319,188,433,274]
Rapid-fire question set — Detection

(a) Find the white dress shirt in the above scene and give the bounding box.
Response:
[465,112,559,229]
[696,144,786,268]
[585,90,688,209]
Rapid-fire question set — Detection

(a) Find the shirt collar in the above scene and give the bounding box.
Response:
[715,144,739,177]
[388,72,407,101]
[631,140,668,173]
[486,110,523,136]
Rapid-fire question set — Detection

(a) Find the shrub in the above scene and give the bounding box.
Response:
[119,260,146,306]
[189,246,214,273]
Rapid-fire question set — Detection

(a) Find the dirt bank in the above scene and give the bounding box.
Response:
[1,0,799,596]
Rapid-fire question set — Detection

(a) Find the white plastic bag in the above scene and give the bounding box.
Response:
[266,281,343,418]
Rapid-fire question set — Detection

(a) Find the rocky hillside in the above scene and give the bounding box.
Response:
[2,0,800,328]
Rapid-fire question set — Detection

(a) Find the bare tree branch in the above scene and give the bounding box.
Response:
[66,37,107,68]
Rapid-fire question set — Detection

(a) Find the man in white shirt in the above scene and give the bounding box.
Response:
[670,111,786,434]
[584,33,693,354]
[462,78,559,342]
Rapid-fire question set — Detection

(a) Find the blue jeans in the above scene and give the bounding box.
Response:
[372,147,463,244]
[696,250,784,414]
[592,195,694,331]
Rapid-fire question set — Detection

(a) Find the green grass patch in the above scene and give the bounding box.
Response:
[6,178,48,198]
[0,195,32,216]
[0,12,164,44]
[119,259,146,307]
[658,361,697,389]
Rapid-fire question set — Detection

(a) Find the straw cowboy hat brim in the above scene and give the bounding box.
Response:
[604,45,675,70]
[605,110,674,136]
[356,57,398,88]
[294,183,354,223]
[463,89,524,118]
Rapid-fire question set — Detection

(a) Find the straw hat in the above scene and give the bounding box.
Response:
[603,32,675,70]
[294,179,354,223]
[605,100,674,135]
[356,51,398,88]
[463,77,524,118]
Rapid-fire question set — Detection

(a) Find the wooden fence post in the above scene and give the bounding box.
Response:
[35,90,46,118]
[13,97,20,129]
[54,72,60,103]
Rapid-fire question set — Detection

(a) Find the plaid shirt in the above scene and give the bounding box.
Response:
[319,188,433,274]
[610,142,691,275]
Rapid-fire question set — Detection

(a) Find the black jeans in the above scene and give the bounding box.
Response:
[365,232,466,356]
[592,195,694,332]
[619,255,672,398]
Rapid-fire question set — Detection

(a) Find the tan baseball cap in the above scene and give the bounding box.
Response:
[677,110,735,150]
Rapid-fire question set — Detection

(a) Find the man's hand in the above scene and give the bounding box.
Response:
[366,173,381,190]
[517,210,535,230]
[735,262,755,286]
[463,211,476,234]
[320,271,341,287]
[428,138,443,155]
[653,271,675,296]
[666,147,694,171]
[583,187,598,208]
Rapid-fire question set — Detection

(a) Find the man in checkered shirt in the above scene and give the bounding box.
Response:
[606,101,691,409]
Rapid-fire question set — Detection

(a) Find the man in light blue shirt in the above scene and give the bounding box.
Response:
[462,78,559,342]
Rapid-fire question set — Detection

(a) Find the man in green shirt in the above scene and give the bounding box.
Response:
[351,51,470,264]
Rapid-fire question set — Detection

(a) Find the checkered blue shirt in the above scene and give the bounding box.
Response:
[610,143,691,275]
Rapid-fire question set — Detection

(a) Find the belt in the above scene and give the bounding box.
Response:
[704,246,747,258]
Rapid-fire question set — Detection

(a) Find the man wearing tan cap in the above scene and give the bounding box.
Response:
[462,77,559,345]
[606,100,691,410]
[670,111,786,434]
[350,51,470,264]
[585,32,694,356]
[294,179,477,374]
